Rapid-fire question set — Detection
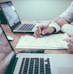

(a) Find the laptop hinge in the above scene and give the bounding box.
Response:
[5,52,17,74]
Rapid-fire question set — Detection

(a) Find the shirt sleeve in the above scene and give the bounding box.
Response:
[59,1,73,23]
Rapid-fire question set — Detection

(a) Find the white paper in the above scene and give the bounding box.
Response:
[16,33,68,49]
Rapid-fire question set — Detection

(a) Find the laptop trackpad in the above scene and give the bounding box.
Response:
[58,67,73,74]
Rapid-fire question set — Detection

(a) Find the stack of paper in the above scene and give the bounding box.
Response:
[16,33,68,49]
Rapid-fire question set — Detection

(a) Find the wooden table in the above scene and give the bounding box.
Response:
[1,24,71,54]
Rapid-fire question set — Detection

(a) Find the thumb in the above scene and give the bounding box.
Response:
[41,29,49,35]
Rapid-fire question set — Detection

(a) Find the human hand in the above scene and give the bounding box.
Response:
[33,25,55,38]
[66,33,73,53]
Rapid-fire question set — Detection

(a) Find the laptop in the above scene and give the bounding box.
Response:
[0,24,73,74]
[0,1,39,33]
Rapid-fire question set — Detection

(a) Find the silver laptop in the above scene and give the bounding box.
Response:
[0,1,37,33]
[0,24,73,74]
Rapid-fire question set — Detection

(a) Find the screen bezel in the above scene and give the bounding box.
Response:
[0,1,21,31]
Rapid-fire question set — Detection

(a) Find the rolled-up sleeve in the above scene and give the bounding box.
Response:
[60,1,73,23]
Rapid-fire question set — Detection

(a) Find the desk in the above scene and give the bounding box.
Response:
[1,24,70,54]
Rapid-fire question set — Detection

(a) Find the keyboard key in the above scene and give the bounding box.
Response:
[45,58,51,74]
[23,58,29,74]
[34,58,39,74]
[19,58,25,74]
[18,24,35,31]
[29,58,34,74]
[40,58,44,74]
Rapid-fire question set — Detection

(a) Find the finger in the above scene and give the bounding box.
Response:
[41,29,47,35]
[64,38,69,42]
[67,47,73,52]
[33,30,38,38]
[33,30,42,38]
[41,29,51,35]
[37,25,48,34]
[37,25,45,34]
[37,26,42,34]
[68,38,73,43]
[67,42,73,48]
[33,25,47,38]
[65,37,73,43]
[42,27,54,35]
[34,25,50,37]
[67,43,73,52]
[67,33,73,37]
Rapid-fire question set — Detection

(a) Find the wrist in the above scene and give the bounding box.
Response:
[48,22,61,33]
[50,27,56,34]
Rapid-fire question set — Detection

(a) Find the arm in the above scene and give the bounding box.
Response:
[54,1,73,27]
[54,17,68,27]
[54,1,73,33]
[33,2,73,38]
[33,18,68,38]
[59,1,73,24]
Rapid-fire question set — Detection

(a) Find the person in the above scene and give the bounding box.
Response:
[0,28,12,62]
[33,1,73,53]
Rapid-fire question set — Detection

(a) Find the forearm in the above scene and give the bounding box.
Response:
[54,17,69,27]
[53,17,73,33]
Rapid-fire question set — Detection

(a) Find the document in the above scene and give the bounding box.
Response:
[16,33,68,50]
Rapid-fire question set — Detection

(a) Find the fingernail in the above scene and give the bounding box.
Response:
[64,39,69,42]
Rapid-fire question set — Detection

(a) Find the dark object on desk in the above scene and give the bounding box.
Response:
[20,50,44,53]
[7,36,14,41]
[0,8,7,24]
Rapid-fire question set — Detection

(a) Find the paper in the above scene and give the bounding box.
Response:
[16,33,68,49]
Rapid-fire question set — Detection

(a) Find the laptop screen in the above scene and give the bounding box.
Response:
[0,26,12,73]
[0,1,20,27]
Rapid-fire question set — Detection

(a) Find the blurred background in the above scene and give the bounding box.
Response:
[0,0,73,21]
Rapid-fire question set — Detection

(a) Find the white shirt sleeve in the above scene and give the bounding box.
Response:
[60,1,73,23]
[61,24,73,33]
[49,22,60,32]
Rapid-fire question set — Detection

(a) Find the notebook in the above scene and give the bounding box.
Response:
[16,34,68,49]
[0,24,73,74]
[0,1,39,33]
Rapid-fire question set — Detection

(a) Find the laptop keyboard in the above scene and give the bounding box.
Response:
[18,24,35,31]
[19,58,51,74]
